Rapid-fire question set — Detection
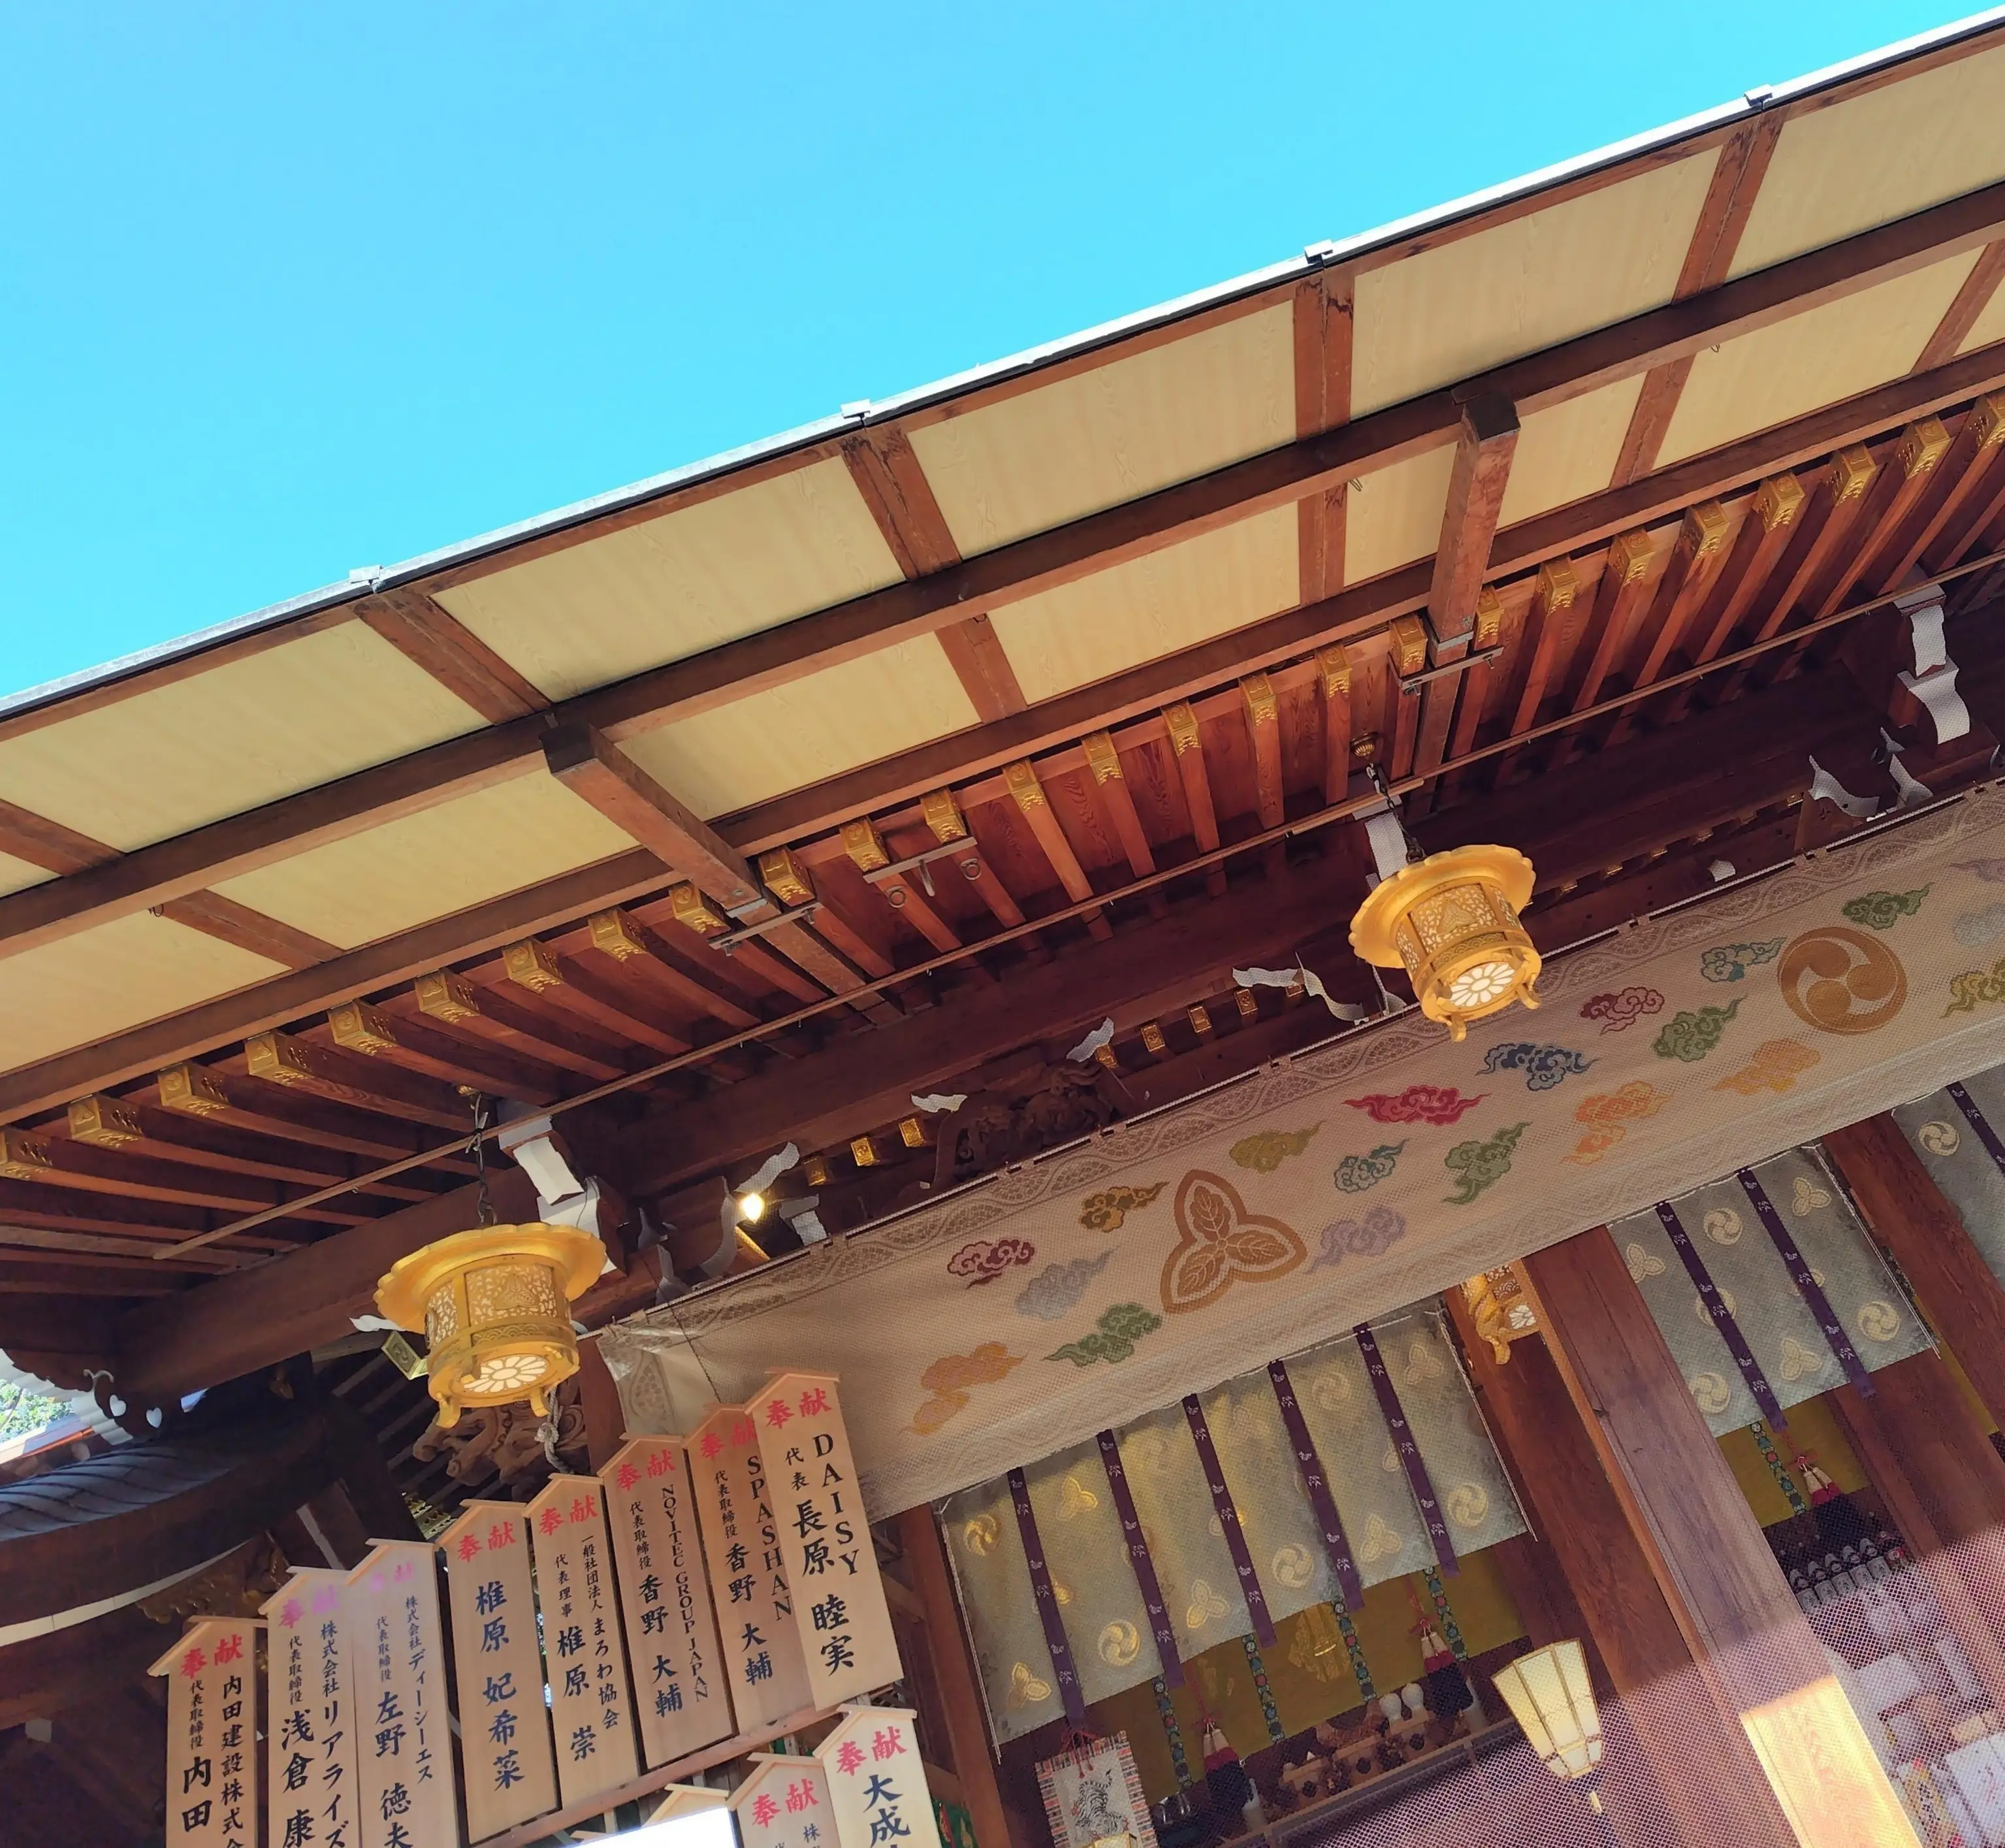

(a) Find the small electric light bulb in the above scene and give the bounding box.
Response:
[737,1191,765,1224]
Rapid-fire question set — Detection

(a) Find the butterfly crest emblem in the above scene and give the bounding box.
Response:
[1159,1171,1307,1315]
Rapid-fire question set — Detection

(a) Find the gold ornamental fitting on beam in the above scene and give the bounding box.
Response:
[1349,843,1541,1041]
[374,1222,605,1429]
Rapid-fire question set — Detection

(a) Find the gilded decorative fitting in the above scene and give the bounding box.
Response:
[842,818,890,873]
[159,1062,229,1117]
[1473,590,1503,651]
[1004,761,1047,811]
[1387,616,1428,677]
[1350,734,1379,764]
[1462,1265,1540,1364]
[503,939,563,994]
[416,969,482,1023]
[1684,502,1729,557]
[1283,977,1306,999]
[1164,701,1202,757]
[1899,416,1951,479]
[330,1000,399,1057]
[1974,394,2005,450]
[1140,1023,1168,1056]
[1083,732,1124,785]
[69,1095,142,1148]
[1607,530,1654,584]
[1535,558,1579,611]
[803,1154,831,1188]
[921,787,967,843]
[1240,671,1279,726]
[588,909,648,963]
[1754,474,1805,532]
[1830,446,1876,502]
[1235,988,1259,1021]
[898,1116,929,1149]
[759,847,816,908]
[1316,644,1352,698]
[670,883,728,936]
[246,1031,319,1089]
[850,1135,881,1168]
[1187,1003,1213,1037]
[0,1129,53,1181]
[1349,842,1542,1042]
[1093,1043,1119,1071]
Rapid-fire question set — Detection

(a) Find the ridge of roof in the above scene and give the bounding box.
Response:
[7,3,2002,730]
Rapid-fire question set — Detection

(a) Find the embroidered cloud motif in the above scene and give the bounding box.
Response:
[1015,1250,1115,1321]
[1307,1205,1407,1272]
[1481,1043,1592,1092]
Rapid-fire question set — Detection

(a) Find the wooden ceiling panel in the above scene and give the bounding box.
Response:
[208,777,635,950]
[618,635,979,819]
[1658,252,1986,467]
[1350,152,1717,415]
[964,794,1067,906]
[1344,442,1456,583]
[986,508,1298,704]
[1730,41,2005,280]
[1118,735,1192,847]
[0,851,50,899]
[0,912,283,1077]
[905,304,1295,555]
[0,623,484,855]
[1498,376,1648,524]
[432,456,904,702]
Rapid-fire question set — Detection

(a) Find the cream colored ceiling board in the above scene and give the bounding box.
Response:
[906,305,1296,556]
[210,776,635,951]
[0,911,283,1077]
[1961,276,2005,355]
[1658,251,1983,468]
[0,852,51,900]
[618,634,980,821]
[1343,445,1457,586]
[986,508,1299,706]
[0,624,486,855]
[1731,43,2005,280]
[433,459,904,702]
[1497,376,1648,527]
[1351,154,1717,417]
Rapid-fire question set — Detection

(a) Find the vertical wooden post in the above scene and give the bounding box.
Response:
[1449,1290,1797,1848]
[1522,1226,1924,1848]
[895,1505,1018,1848]
[1822,1115,2005,1424]
[1827,1352,2005,1717]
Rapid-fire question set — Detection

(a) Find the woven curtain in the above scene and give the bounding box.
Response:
[1895,1062,2005,1286]
[1609,1144,1931,1438]
[941,1302,1524,1744]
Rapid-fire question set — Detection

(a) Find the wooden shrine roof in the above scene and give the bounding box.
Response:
[8,16,2005,1406]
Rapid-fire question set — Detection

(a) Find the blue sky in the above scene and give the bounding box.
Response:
[0,3,1979,699]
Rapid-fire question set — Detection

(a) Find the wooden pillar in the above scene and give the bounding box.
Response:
[573,1338,627,1470]
[1828,1350,2005,1717]
[1449,1290,1797,1848]
[893,1506,1017,1848]
[1823,1115,2005,1424]
[1522,1226,1923,1848]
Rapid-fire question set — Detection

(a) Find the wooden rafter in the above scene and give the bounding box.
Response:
[1916,240,2005,374]
[355,587,549,722]
[1292,268,1354,603]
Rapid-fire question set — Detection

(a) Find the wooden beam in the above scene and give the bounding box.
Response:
[1004,759,1112,941]
[842,429,1027,721]
[1426,394,1520,637]
[1164,700,1228,898]
[1821,1114,2005,1426]
[1874,395,2005,587]
[1501,559,1580,747]
[240,1029,473,1131]
[325,996,568,1104]
[150,1058,467,1169]
[1915,237,2005,374]
[151,891,340,969]
[412,966,628,1080]
[1292,269,1353,602]
[0,1126,362,1222]
[1604,502,1731,743]
[1313,646,1353,806]
[1611,112,1783,485]
[1925,400,2005,569]
[0,799,115,874]
[1688,475,1808,666]
[1445,1290,1797,1848]
[580,906,765,1029]
[1239,673,1285,830]
[1746,447,1878,643]
[840,817,965,956]
[1080,732,1158,879]
[1567,529,1658,715]
[1814,418,1949,616]
[1522,1227,1923,1847]
[10,184,2005,964]
[355,587,549,722]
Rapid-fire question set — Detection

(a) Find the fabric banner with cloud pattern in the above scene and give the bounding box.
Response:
[935,1305,1524,1744]
[1607,1144,1931,1437]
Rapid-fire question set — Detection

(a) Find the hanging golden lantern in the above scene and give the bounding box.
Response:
[374,1222,604,1427]
[1349,842,1541,1041]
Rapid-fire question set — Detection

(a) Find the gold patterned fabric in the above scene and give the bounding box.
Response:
[938,1305,1524,1743]
[1609,1144,1929,1436]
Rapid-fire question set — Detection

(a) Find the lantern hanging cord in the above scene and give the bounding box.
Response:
[466,1090,496,1227]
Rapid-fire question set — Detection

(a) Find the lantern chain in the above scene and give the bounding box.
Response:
[464,1087,498,1226]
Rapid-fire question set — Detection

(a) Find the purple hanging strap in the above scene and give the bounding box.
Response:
[1654,1201,1789,1429]
[1738,1167,1874,1399]
[1266,1360,1366,1611]
[1947,1082,2005,1178]
[1006,1466,1087,1726]
[1180,1395,1277,1646]
[1095,1430,1183,1685]
[1353,1324,1458,1574]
